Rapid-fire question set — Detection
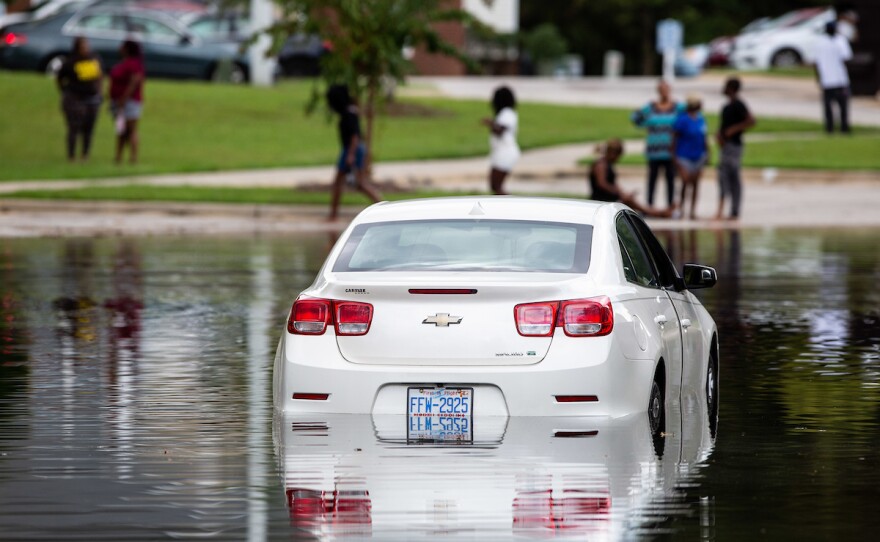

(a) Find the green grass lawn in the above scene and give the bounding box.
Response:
[707,66,817,79]
[740,135,880,169]
[0,71,831,182]
[615,133,880,170]
[2,184,484,205]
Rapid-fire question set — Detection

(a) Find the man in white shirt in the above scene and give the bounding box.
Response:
[836,7,859,43]
[813,21,853,133]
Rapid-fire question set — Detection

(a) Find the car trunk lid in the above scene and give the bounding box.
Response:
[324,273,581,366]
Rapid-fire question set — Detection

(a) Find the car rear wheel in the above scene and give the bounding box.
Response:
[228,63,246,84]
[648,378,664,434]
[771,48,802,68]
[706,345,719,437]
[706,354,718,414]
[209,61,248,84]
[648,371,666,458]
[43,54,66,76]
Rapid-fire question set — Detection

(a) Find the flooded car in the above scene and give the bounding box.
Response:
[273,197,720,438]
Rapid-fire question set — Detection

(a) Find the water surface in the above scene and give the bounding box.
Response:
[1,230,878,540]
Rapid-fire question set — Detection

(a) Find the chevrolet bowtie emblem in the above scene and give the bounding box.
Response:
[422,313,463,327]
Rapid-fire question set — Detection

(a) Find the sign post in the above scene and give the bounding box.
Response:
[656,19,683,82]
[249,0,276,86]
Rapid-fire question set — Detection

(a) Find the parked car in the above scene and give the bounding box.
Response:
[706,17,775,67]
[706,36,734,67]
[277,33,326,77]
[0,6,248,81]
[0,0,89,32]
[92,0,208,16]
[731,7,835,70]
[273,197,719,437]
[184,10,250,41]
[179,11,325,78]
[675,43,709,77]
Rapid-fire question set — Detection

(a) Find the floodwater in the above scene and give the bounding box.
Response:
[0,229,878,540]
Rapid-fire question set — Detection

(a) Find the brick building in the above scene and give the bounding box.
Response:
[411,0,520,75]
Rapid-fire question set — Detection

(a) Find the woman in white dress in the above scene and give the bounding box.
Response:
[481,86,520,195]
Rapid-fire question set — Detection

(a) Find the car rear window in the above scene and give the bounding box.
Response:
[332,219,592,273]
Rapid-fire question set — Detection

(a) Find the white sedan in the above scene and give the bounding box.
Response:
[730,7,834,70]
[273,197,719,436]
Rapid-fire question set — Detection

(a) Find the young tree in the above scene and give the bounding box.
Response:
[271,0,475,175]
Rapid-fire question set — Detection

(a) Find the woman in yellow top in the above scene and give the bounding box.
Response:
[56,37,103,162]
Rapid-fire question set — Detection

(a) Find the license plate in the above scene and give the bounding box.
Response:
[406,387,474,443]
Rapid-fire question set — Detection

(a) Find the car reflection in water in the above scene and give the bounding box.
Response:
[275,387,717,539]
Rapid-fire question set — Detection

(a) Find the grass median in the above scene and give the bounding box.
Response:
[613,133,880,170]
[2,184,482,205]
[0,71,829,182]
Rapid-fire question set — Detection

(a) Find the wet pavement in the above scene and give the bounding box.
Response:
[1,230,879,540]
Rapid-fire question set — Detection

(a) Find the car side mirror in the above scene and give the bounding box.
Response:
[682,264,717,289]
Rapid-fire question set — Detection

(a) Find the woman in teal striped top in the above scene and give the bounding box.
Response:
[631,80,684,210]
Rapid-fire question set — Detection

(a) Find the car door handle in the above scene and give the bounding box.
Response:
[681,318,692,329]
[654,315,667,326]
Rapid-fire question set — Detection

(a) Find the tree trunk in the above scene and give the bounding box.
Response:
[364,79,377,181]
[641,10,654,76]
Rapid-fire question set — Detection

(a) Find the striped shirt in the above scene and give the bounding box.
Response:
[631,101,685,161]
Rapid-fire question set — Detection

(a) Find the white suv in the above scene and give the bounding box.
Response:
[731,7,835,70]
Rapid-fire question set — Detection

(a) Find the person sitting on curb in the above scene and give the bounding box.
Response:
[588,139,674,218]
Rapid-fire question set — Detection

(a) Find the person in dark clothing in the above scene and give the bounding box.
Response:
[715,77,755,220]
[56,37,103,162]
[588,139,672,218]
[326,84,382,221]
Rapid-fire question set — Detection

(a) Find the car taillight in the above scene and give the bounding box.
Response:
[288,298,373,336]
[334,301,372,336]
[3,32,27,46]
[289,298,331,335]
[514,297,612,337]
[560,297,613,336]
[514,302,557,337]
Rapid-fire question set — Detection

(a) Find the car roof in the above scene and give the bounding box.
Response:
[353,196,617,226]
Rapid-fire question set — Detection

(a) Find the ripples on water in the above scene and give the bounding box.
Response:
[1,230,879,540]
